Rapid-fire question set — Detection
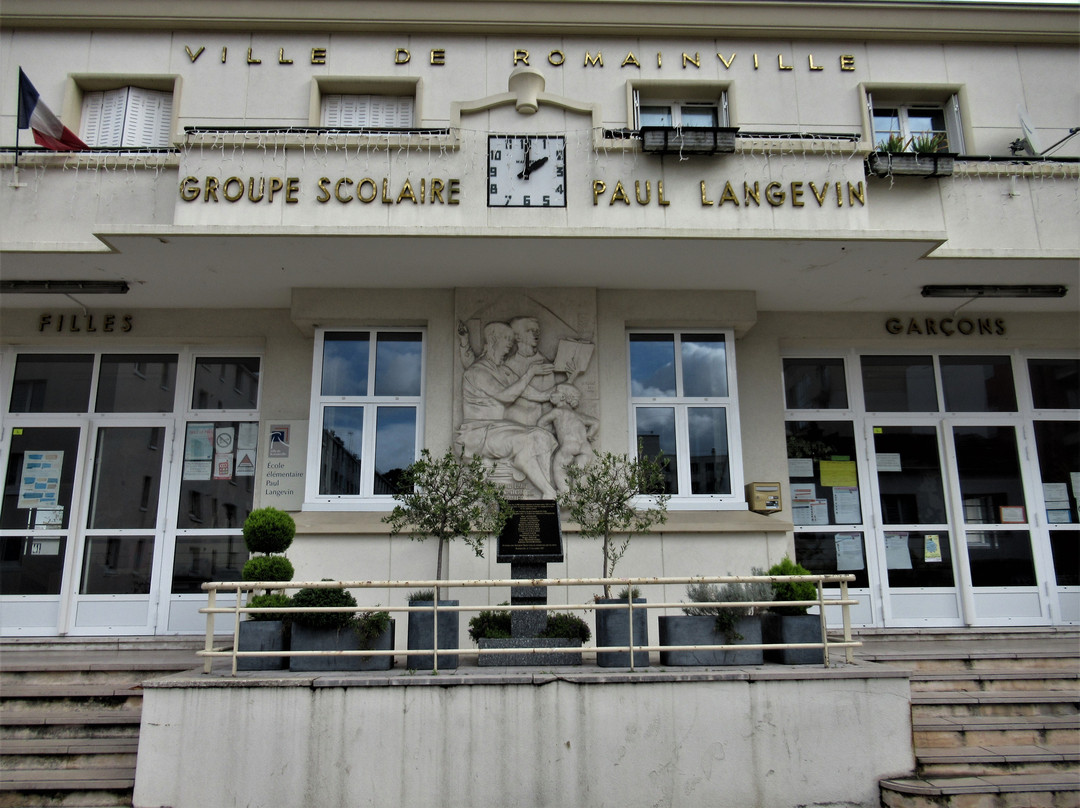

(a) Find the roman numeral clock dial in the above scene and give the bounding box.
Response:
[487,135,566,208]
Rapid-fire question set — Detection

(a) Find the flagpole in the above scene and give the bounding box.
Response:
[13,67,21,185]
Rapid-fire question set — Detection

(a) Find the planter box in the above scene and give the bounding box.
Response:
[763,613,824,665]
[237,620,289,671]
[407,601,459,670]
[594,598,649,668]
[658,615,763,666]
[640,126,738,155]
[478,637,582,667]
[865,151,956,178]
[289,621,395,672]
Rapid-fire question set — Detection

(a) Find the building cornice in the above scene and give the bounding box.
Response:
[1,1,1077,44]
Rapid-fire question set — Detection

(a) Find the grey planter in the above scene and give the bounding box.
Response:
[658,615,763,666]
[865,151,956,178]
[594,598,649,668]
[763,613,824,665]
[407,601,459,670]
[478,637,582,667]
[640,126,738,155]
[237,619,289,671]
[289,621,395,672]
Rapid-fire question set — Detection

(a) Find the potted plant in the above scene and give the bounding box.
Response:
[558,448,669,667]
[237,507,295,671]
[866,132,955,178]
[470,606,590,666]
[659,575,772,666]
[763,556,824,665]
[384,448,511,671]
[288,582,394,672]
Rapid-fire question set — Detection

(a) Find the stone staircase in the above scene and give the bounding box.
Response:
[859,630,1080,808]
[0,638,205,808]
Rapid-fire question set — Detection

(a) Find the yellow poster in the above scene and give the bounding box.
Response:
[819,460,858,488]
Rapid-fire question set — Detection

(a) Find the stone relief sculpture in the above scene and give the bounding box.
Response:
[454,313,596,498]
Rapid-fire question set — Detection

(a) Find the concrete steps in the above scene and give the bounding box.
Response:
[871,630,1080,808]
[0,639,204,808]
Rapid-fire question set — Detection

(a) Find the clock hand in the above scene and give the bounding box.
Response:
[516,156,549,180]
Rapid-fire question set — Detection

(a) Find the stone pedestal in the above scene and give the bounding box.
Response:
[511,561,548,638]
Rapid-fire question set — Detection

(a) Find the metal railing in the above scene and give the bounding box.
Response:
[199,574,859,676]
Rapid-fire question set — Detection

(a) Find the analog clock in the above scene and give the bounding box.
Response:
[487,134,566,208]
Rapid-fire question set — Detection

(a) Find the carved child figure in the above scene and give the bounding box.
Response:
[538,383,598,492]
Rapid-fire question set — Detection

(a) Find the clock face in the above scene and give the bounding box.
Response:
[487,135,566,208]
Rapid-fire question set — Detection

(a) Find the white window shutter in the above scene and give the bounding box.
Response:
[82,88,128,147]
[945,94,965,153]
[322,94,343,127]
[122,88,172,147]
[80,91,104,144]
[632,89,641,129]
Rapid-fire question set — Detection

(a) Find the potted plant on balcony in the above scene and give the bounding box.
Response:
[866,133,955,178]
[288,582,394,672]
[659,575,772,666]
[237,507,295,671]
[558,448,669,667]
[384,447,511,670]
[762,556,824,665]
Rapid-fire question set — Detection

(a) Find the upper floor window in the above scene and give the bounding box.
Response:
[310,329,423,500]
[628,331,742,503]
[634,93,728,129]
[866,88,964,153]
[81,87,173,148]
[321,94,414,128]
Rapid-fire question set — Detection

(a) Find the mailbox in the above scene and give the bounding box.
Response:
[746,482,782,514]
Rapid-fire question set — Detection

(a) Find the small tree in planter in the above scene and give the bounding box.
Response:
[764,556,824,665]
[558,448,669,667]
[237,508,296,671]
[384,448,512,670]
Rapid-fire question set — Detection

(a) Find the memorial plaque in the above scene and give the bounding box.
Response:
[496,500,564,563]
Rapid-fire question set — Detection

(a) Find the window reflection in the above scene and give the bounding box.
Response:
[322,333,370,396]
[321,407,363,495]
[940,356,1016,412]
[636,406,678,494]
[171,535,247,594]
[861,356,937,412]
[97,354,178,413]
[374,333,423,397]
[783,358,848,409]
[874,426,947,524]
[374,407,415,495]
[629,335,676,397]
[966,531,1036,587]
[9,355,94,413]
[953,426,1026,524]
[681,335,727,398]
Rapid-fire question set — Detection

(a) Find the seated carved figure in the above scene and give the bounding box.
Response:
[455,321,558,499]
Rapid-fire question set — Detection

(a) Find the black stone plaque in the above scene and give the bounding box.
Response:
[496,500,564,563]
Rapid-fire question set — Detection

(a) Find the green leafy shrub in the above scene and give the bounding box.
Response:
[539,612,592,643]
[767,556,817,616]
[242,554,295,583]
[242,507,296,554]
[683,573,772,641]
[468,607,512,642]
[246,593,292,622]
[408,589,436,603]
[354,609,391,647]
[291,584,357,630]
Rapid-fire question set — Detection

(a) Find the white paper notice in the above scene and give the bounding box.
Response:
[185,423,214,460]
[1047,510,1073,524]
[876,452,902,472]
[212,454,234,480]
[885,532,913,570]
[793,499,829,526]
[183,460,212,481]
[18,451,64,509]
[788,458,814,478]
[1043,482,1069,502]
[1071,472,1080,498]
[832,486,861,524]
[791,483,817,502]
[834,533,864,571]
[237,422,259,450]
[214,427,235,455]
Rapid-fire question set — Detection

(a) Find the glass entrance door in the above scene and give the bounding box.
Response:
[869,424,962,625]
[68,423,171,634]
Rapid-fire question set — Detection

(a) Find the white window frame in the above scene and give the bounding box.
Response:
[306,327,425,509]
[320,94,414,128]
[633,91,729,129]
[80,86,174,148]
[627,329,745,510]
[864,87,965,153]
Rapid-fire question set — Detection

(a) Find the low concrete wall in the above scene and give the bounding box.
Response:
[134,668,913,808]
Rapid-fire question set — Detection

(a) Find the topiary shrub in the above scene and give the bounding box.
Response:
[242,554,295,584]
[242,507,296,554]
[539,612,592,643]
[767,556,817,616]
[246,593,292,622]
[468,607,512,642]
[291,584,357,631]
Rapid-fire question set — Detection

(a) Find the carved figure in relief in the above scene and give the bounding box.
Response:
[455,321,558,499]
[538,383,598,493]
[503,316,581,427]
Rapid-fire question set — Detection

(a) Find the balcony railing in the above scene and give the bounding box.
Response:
[199,574,859,676]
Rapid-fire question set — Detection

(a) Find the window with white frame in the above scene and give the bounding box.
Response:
[868,91,964,153]
[310,329,423,500]
[321,94,414,128]
[628,331,742,502]
[634,92,727,129]
[80,87,173,148]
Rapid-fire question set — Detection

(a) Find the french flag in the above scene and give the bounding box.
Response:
[17,69,88,151]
